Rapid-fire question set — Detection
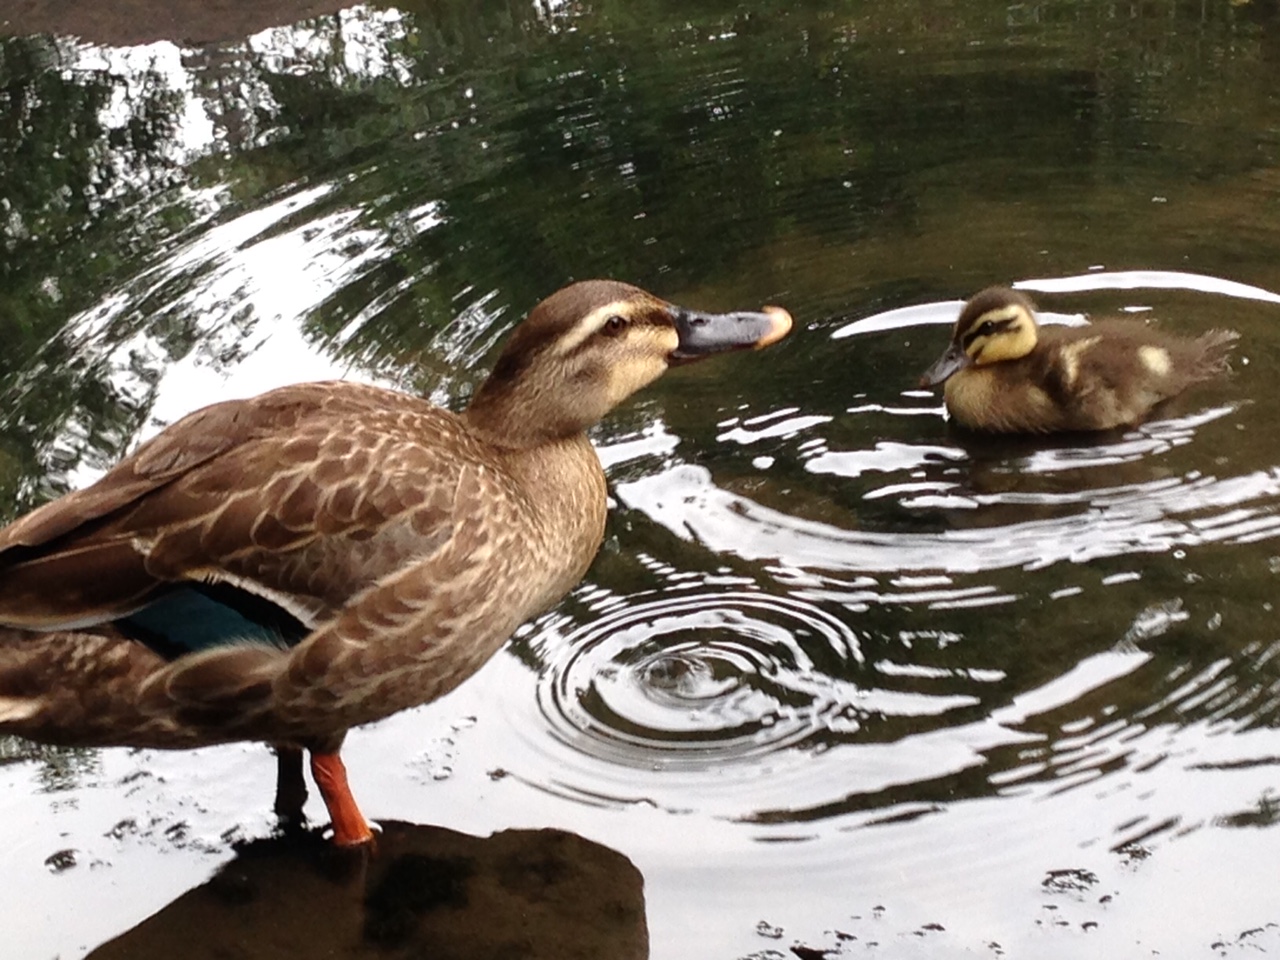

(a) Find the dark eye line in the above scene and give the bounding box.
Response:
[962,317,1012,349]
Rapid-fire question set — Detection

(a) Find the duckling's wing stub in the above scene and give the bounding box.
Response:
[670,306,792,363]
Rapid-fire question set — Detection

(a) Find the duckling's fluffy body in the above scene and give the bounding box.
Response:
[921,287,1237,433]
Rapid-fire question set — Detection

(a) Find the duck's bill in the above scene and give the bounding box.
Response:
[669,305,793,363]
[919,341,970,387]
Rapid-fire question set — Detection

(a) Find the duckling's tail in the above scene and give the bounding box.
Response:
[1195,328,1240,379]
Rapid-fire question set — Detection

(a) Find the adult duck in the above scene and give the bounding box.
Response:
[920,286,1237,433]
[0,279,792,845]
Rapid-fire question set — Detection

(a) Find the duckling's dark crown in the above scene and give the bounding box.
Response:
[955,286,1037,334]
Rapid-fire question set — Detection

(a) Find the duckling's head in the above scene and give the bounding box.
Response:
[920,286,1039,387]
[465,280,792,445]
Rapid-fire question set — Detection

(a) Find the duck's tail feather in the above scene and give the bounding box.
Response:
[0,625,173,745]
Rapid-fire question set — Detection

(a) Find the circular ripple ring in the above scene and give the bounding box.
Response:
[536,590,864,770]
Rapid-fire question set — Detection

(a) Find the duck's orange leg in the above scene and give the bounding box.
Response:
[310,752,374,847]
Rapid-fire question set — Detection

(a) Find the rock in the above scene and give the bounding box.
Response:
[87,821,649,960]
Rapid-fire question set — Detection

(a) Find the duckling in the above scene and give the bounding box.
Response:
[0,279,792,846]
[919,286,1238,433]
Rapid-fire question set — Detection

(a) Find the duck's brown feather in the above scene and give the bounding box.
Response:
[0,383,469,627]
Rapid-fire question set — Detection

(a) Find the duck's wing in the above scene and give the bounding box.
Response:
[137,458,535,741]
[0,381,534,747]
[0,381,474,634]
[0,381,346,552]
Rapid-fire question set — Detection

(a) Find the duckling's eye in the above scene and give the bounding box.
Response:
[976,320,997,336]
[602,315,628,336]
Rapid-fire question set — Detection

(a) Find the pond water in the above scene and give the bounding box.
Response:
[4,0,1280,957]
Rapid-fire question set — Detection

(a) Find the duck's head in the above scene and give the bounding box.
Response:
[464,279,792,445]
[920,286,1039,387]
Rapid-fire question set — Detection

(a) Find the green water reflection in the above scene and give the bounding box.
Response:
[4,1,1278,509]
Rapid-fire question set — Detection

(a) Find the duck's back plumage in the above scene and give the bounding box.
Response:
[2,382,479,629]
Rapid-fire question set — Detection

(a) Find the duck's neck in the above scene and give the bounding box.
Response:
[459,381,609,578]
[483,426,609,613]
[501,431,606,507]
[460,387,581,450]
[458,390,607,544]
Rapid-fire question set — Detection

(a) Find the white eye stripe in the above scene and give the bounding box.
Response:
[554,301,637,355]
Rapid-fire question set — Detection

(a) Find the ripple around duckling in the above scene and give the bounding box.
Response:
[617,462,1280,575]
[535,591,866,772]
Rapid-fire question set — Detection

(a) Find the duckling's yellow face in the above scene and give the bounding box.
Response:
[920,287,1039,387]
[468,280,791,443]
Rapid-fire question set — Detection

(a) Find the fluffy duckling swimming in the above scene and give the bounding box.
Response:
[0,279,792,846]
[919,286,1237,433]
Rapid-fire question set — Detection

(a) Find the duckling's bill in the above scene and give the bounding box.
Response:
[920,340,970,387]
[670,304,793,363]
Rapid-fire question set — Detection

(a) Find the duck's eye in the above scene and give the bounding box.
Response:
[976,320,997,336]
[603,315,628,336]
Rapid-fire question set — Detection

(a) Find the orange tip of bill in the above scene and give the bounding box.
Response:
[755,305,793,349]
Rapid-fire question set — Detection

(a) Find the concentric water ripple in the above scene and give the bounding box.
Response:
[499,588,1006,821]
[537,591,868,770]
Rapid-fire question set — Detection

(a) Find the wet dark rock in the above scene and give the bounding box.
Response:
[85,821,648,960]
[363,853,471,947]
[207,869,258,907]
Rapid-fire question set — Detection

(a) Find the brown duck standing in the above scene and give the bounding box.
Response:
[0,280,792,846]
[919,286,1238,433]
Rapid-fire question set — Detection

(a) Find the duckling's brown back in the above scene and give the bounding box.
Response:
[1036,320,1237,431]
